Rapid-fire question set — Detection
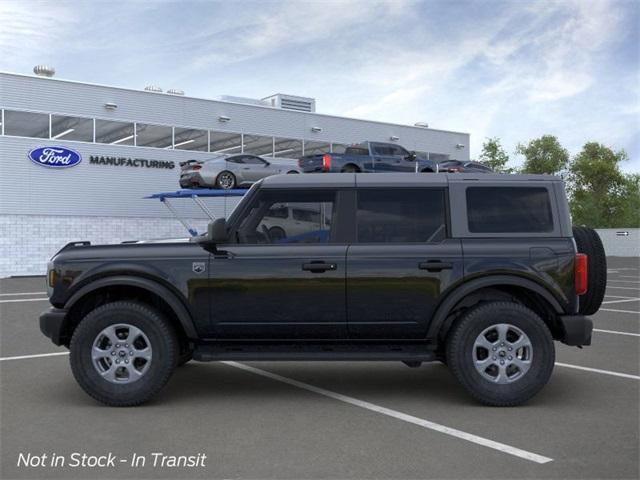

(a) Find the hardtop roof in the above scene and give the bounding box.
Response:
[260,172,561,188]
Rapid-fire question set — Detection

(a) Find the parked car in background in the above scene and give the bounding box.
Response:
[180,154,300,189]
[261,204,332,242]
[438,159,493,173]
[298,141,438,174]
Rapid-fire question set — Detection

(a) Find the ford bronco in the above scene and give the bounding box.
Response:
[40,173,606,406]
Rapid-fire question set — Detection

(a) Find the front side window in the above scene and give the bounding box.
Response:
[236,190,335,244]
[466,187,553,233]
[356,189,447,243]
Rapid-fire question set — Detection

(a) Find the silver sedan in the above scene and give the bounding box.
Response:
[179,154,301,189]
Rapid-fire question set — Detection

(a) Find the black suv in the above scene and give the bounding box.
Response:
[40,173,606,407]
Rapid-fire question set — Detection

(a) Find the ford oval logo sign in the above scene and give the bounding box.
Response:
[28,146,82,168]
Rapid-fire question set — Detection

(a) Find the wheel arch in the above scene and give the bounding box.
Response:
[63,276,198,346]
[341,163,361,172]
[427,275,565,343]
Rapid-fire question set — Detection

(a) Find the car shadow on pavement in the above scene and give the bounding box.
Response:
[159,362,497,407]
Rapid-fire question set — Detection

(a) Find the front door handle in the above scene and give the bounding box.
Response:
[302,262,337,273]
[419,261,453,272]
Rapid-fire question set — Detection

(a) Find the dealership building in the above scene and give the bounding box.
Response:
[0,69,470,277]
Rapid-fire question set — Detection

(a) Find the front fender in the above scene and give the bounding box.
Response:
[65,275,198,339]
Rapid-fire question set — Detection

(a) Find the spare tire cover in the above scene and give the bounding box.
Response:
[572,226,607,315]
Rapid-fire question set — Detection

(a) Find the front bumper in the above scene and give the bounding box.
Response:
[39,307,68,346]
[558,315,593,346]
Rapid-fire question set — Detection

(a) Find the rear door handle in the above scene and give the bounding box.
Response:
[302,262,337,273]
[419,261,453,272]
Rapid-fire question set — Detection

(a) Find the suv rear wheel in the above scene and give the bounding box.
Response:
[446,302,554,406]
[69,301,178,406]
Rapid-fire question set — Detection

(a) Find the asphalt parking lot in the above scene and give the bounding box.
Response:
[1,257,638,479]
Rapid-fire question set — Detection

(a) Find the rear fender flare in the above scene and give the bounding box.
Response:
[426,275,564,341]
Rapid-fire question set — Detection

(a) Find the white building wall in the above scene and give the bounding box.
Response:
[0,71,472,277]
[595,229,640,257]
[0,214,222,277]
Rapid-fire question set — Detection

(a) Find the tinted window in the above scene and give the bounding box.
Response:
[273,137,303,158]
[242,155,266,165]
[244,134,274,156]
[466,187,553,233]
[173,127,208,151]
[345,147,369,156]
[136,123,172,148]
[226,156,244,164]
[51,114,93,142]
[95,119,135,145]
[4,110,49,138]
[357,189,446,243]
[237,190,335,244]
[210,131,242,154]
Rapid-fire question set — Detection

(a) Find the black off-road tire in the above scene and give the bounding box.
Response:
[446,302,555,407]
[69,301,178,407]
[572,226,607,315]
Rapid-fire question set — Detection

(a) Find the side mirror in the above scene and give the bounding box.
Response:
[208,218,228,243]
[264,161,271,166]
[407,151,417,161]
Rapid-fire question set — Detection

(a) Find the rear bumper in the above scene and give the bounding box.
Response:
[179,172,206,188]
[558,315,593,346]
[39,307,68,346]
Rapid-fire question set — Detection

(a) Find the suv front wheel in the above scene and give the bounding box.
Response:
[69,301,178,406]
[446,302,555,406]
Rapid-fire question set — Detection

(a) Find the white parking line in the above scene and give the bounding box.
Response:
[608,280,640,285]
[0,352,69,362]
[556,363,640,380]
[0,292,46,296]
[223,361,553,464]
[602,298,640,305]
[617,275,640,280]
[593,328,640,337]
[0,297,49,304]
[606,285,640,291]
[599,308,640,315]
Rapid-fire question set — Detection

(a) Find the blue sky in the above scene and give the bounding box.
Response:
[1,0,638,171]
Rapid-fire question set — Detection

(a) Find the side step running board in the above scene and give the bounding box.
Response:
[193,342,437,362]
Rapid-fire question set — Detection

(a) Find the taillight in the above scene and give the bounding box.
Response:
[297,158,302,167]
[575,253,588,295]
[192,165,202,170]
[322,154,332,172]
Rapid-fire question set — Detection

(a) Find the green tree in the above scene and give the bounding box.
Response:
[479,137,513,173]
[568,142,638,228]
[517,135,569,175]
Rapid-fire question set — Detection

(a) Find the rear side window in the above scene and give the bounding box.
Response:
[345,147,369,156]
[466,187,553,233]
[356,189,447,243]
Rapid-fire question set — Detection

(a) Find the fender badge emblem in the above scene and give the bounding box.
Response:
[192,262,206,274]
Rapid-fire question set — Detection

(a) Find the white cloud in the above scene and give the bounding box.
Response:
[0,1,77,68]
